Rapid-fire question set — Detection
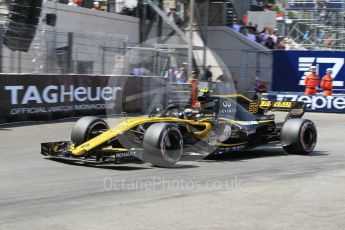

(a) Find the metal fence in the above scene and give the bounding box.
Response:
[0,25,192,77]
[0,29,274,98]
[283,0,345,50]
[0,26,131,74]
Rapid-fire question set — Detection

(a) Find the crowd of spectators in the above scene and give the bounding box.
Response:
[231,19,291,50]
[131,64,148,77]
[129,62,195,84]
[150,63,216,84]
[163,63,189,84]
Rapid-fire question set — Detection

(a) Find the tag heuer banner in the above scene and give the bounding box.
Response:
[272,50,345,93]
[0,74,142,124]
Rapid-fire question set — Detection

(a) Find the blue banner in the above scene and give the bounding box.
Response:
[272,50,345,93]
[264,92,345,113]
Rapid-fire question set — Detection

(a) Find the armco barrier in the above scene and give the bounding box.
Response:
[0,74,148,124]
[263,92,345,113]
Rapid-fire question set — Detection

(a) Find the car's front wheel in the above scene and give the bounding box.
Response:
[71,116,109,147]
[142,123,183,167]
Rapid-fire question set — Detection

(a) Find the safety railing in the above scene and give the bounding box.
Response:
[0,27,192,77]
[0,28,131,75]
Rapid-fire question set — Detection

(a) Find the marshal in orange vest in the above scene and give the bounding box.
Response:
[320,68,334,96]
[304,66,320,95]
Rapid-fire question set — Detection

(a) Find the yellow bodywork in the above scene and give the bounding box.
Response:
[70,116,267,157]
[71,117,215,156]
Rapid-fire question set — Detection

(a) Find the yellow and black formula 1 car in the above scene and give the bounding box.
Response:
[41,91,317,167]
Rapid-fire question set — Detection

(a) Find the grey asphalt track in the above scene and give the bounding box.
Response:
[1,113,345,230]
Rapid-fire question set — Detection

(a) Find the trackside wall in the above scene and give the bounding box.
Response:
[0,75,169,124]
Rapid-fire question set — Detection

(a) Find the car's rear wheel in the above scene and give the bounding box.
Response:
[281,118,317,155]
[71,116,109,146]
[142,123,183,167]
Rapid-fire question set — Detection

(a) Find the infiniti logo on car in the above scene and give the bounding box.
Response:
[222,101,232,108]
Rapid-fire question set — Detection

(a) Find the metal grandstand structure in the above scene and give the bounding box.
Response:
[283,0,345,50]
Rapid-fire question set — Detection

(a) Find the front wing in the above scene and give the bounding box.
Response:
[41,141,141,165]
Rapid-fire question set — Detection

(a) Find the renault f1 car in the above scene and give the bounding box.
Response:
[41,91,317,167]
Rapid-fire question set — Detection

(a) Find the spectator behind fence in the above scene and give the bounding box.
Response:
[202,65,213,82]
[259,27,270,45]
[271,29,278,44]
[254,70,265,95]
[232,20,243,33]
[254,70,262,91]
[67,0,78,6]
[277,38,288,49]
[165,65,177,83]
[264,37,275,49]
[246,22,257,34]
[116,0,125,13]
[132,64,148,77]
[122,0,138,16]
[92,1,101,10]
[176,67,188,83]
[254,80,267,100]
[254,71,267,100]
[167,10,176,23]
[247,28,256,42]
[239,27,248,36]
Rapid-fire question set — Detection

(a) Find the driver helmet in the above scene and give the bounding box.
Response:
[184,108,193,119]
[326,68,333,74]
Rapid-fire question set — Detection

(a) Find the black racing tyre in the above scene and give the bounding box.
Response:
[281,119,317,155]
[71,116,109,146]
[142,123,183,167]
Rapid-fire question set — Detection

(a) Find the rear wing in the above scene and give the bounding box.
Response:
[217,94,307,120]
[200,92,307,120]
[259,100,300,110]
[257,100,307,120]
